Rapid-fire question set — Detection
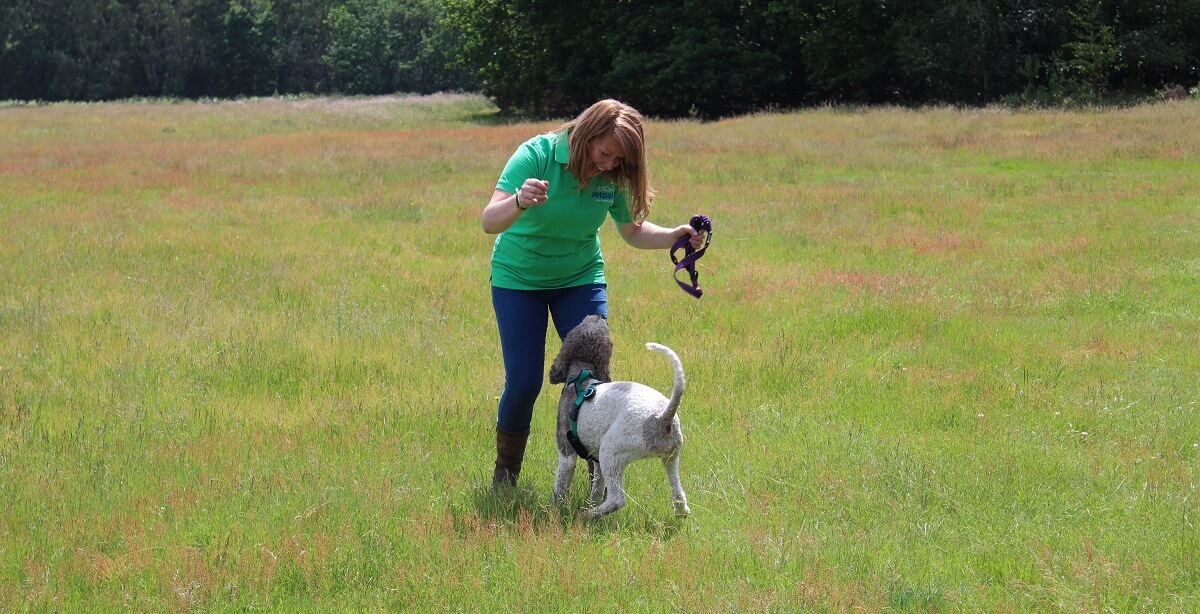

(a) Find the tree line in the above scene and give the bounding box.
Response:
[2,0,1198,117]
[0,0,474,101]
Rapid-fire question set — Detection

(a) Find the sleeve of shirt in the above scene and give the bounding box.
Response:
[496,139,544,194]
[608,190,633,224]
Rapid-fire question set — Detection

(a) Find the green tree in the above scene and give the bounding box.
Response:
[607,0,798,117]
[443,0,537,109]
[446,0,806,117]
[1063,0,1122,100]
[0,0,51,100]
[799,0,899,103]
[129,0,212,98]
[274,0,337,94]
[1,0,1195,106]
[325,0,468,95]
[1106,0,1200,94]
[408,0,477,93]
[37,0,140,100]
[324,0,396,93]
[213,0,279,97]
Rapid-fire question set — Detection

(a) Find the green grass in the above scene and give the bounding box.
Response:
[2,94,1198,611]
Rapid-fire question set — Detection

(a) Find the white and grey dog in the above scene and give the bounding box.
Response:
[548,315,691,519]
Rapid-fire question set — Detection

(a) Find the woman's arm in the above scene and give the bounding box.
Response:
[616,220,705,250]
[482,180,550,234]
[482,190,522,234]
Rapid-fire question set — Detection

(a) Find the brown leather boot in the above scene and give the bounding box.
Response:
[491,424,530,489]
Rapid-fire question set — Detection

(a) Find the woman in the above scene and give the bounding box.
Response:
[482,99,707,488]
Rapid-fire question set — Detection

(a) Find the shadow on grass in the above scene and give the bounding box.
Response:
[450,477,690,540]
[462,483,566,526]
[579,511,690,543]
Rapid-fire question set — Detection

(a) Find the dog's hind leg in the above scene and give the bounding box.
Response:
[553,452,578,505]
[663,450,690,516]
[587,459,606,507]
[583,454,628,519]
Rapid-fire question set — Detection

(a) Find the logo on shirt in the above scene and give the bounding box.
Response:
[591,186,616,203]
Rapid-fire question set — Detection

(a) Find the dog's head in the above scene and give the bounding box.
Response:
[549,314,613,384]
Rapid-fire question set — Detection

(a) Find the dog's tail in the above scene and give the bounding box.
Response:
[645,343,685,425]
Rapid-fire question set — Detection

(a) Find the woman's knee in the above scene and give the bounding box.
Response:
[503,372,543,403]
[497,379,541,431]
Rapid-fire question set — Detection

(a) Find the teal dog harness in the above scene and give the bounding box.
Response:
[566,370,599,462]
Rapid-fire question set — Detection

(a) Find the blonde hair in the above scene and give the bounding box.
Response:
[557,99,654,223]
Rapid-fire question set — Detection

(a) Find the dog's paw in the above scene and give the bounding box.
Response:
[579,506,607,521]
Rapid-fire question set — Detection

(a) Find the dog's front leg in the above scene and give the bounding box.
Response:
[552,452,578,504]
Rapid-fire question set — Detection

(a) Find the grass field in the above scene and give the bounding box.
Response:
[2,93,1198,611]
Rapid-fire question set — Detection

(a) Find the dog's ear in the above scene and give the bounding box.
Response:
[593,365,611,383]
[549,353,568,384]
[593,330,613,382]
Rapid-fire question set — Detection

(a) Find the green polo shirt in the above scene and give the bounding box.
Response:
[491,131,633,290]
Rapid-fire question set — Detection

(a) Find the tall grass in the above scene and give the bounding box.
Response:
[1,94,1198,611]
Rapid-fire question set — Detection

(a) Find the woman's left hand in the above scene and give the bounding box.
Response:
[673,224,707,250]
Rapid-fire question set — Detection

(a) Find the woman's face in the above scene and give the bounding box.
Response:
[586,134,625,178]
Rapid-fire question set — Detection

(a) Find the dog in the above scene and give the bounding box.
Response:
[548,315,691,518]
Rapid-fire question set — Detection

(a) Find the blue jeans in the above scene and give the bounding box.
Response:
[491,283,608,432]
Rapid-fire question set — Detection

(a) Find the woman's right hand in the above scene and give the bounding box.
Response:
[517,178,550,207]
[483,178,551,234]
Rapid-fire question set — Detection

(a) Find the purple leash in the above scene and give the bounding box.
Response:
[670,214,713,298]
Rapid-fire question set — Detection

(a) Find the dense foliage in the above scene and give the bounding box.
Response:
[0,0,476,101]
[2,0,1198,115]
[447,0,1200,117]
